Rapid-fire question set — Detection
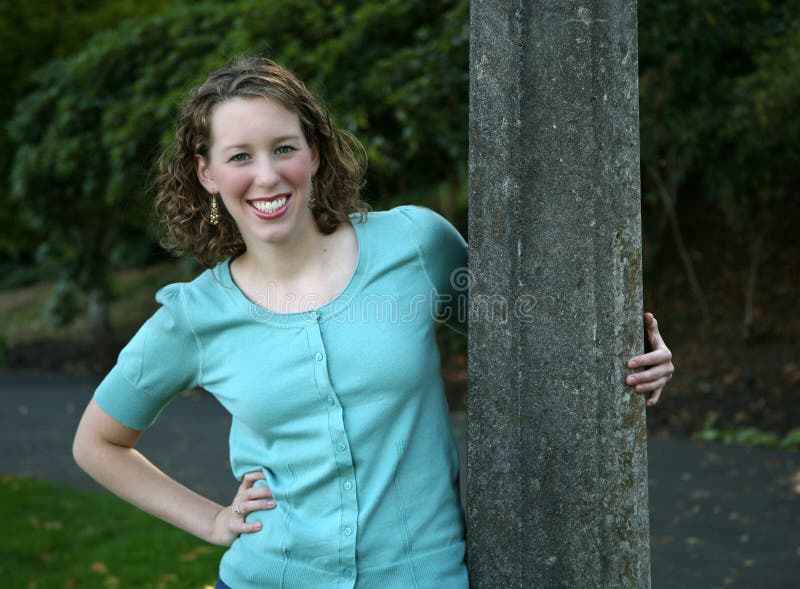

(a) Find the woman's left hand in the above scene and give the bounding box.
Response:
[209,470,276,546]
[625,312,674,407]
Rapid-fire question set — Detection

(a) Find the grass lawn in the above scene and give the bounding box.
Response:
[0,475,225,589]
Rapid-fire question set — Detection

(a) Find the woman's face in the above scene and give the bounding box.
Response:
[195,96,319,248]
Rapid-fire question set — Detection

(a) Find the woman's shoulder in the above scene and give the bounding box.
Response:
[152,260,234,316]
[358,203,444,221]
[356,204,459,243]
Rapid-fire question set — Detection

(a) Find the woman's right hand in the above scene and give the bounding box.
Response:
[210,470,276,546]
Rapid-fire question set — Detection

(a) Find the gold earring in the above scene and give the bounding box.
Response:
[308,188,316,210]
[209,193,220,226]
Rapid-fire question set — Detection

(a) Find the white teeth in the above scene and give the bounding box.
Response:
[251,197,287,213]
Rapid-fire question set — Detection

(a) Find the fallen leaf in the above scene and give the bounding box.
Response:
[43,520,63,530]
[90,562,109,574]
[722,370,742,385]
[156,574,178,589]
[179,546,212,561]
[791,470,800,495]
[782,363,800,384]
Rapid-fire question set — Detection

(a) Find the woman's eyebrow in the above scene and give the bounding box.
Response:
[221,135,302,151]
[221,143,251,152]
[271,134,302,143]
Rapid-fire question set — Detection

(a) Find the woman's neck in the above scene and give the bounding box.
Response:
[235,226,334,286]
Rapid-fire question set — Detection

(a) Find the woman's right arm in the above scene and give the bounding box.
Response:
[73,398,274,546]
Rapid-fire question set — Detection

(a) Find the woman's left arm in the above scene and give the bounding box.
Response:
[625,312,674,407]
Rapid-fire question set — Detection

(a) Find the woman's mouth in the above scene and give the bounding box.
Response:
[248,195,291,219]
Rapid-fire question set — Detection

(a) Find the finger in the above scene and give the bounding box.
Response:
[627,347,671,369]
[241,471,266,487]
[235,498,277,517]
[626,363,673,387]
[245,485,275,501]
[230,513,262,534]
[644,312,666,348]
[239,521,263,533]
[248,499,277,512]
[646,387,663,407]
[631,376,669,395]
[242,491,277,509]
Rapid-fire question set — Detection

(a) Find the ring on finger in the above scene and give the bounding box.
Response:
[234,503,244,516]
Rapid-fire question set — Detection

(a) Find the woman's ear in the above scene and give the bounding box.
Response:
[195,155,217,194]
[310,145,320,177]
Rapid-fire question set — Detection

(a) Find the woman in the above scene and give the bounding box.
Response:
[73,56,674,588]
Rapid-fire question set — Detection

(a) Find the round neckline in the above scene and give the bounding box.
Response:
[220,214,369,325]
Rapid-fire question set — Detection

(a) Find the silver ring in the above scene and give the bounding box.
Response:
[234,503,243,516]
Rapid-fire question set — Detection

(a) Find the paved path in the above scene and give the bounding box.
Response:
[2,370,798,588]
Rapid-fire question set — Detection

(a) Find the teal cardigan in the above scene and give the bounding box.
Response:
[94,205,469,588]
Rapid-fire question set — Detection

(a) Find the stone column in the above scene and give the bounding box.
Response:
[466,1,650,588]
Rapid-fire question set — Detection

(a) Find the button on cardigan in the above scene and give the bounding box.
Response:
[93,205,469,588]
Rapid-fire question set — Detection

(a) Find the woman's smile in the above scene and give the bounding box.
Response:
[248,194,291,218]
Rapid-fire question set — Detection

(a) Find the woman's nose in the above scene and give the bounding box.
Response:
[254,156,279,187]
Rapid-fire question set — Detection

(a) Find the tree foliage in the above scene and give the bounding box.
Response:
[6,0,797,337]
[638,0,800,335]
[0,0,176,254]
[7,0,467,333]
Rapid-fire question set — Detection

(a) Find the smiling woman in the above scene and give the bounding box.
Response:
[154,57,368,270]
[71,56,673,589]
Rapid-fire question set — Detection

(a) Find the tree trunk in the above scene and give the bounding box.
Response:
[646,162,711,326]
[85,287,110,342]
[742,212,771,340]
[641,156,678,271]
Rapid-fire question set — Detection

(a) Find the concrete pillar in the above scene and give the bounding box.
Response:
[466,1,650,588]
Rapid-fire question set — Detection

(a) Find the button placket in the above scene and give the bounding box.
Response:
[305,316,358,584]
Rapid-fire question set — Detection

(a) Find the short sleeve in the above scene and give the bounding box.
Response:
[398,205,469,334]
[93,283,201,430]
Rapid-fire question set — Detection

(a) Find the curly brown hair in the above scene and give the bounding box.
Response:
[155,56,369,267]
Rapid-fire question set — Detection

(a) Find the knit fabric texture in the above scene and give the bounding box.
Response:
[93,205,470,588]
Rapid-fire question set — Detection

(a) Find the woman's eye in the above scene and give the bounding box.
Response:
[230,153,250,162]
[275,145,296,155]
